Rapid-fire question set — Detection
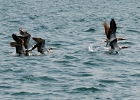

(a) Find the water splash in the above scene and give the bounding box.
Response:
[89,42,120,54]
[88,42,107,52]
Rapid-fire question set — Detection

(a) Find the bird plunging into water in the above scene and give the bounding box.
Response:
[109,38,128,53]
[10,34,30,56]
[29,37,54,54]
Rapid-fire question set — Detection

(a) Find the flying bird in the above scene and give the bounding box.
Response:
[103,19,126,46]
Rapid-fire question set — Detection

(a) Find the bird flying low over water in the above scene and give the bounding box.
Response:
[29,37,54,54]
[103,18,126,46]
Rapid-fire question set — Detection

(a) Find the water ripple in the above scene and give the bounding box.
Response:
[131,73,140,77]
[73,87,100,93]
[85,28,96,32]
[11,92,39,96]
[1,0,140,99]
[98,79,119,84]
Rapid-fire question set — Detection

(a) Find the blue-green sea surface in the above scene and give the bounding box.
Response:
[0,0,140,100]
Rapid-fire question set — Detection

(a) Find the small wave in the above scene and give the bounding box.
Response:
[11,92,39,96]
[38,76,57,82]
[64,55,78,60]
[80,73,93,77]
[1,67,24,74]
[119,41,134,45]
[54,60,70,64]
[71,72,93,77]
[73,18,85,22]
[51,43,62,47]
[8,20,20,23]
[40,25,48,30]
[0,85,12,89]
[98,79,119,84]
[83,61,100,66]
[74,87,100,93]
[85,28,95,32]
[29,14,39,20]
[19,75,57,82]
[131,73,140,77]
[1,68,13,73]
[126,29,140,33]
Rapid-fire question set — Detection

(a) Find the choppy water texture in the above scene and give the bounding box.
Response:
[0,0,140,100]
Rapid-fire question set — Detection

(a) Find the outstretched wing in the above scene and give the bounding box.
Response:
[120,46,129,49]
[108,19,117,41]
[12,34,24,44]
[30,39,46,54]
[32,37,43,42]
[10,42,24,54]
[103,21,110,38]
[10,42,19,47]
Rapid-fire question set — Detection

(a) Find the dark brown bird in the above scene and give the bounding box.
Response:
[10,34,30,56]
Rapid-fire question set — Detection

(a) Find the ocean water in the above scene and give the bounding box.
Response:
[0,0,140,100]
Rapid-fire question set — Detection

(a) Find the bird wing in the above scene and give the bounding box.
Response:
[12,34,24,44]
[19,29,32,49]
[103,21,110,38]
[24,35,32,49]
[10,42,24,54]
[31,38,46,53]
[108,19,117,41]
[37,39,46,53]
[32,37,43,42]
[10,42,19,47]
